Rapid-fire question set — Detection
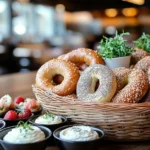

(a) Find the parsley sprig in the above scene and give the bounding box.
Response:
[97,32,133,59]
[17,121,33,131]
[135,33,150,53]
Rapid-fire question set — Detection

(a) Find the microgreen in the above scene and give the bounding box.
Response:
[97,31,134,59]
[17,121,33,130]
[42,112,55,119]
[135,33,150,53]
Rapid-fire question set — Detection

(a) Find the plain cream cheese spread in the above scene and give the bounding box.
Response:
[3,126,45,144]
[35,114,62,125]
[60,126,99,141]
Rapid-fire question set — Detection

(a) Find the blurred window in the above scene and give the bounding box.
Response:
[12,2,57,42]
[0,0,9,41]
[35,5,55,38]
[12,2,36,41]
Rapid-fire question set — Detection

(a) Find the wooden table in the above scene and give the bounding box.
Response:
[0,71,150,150]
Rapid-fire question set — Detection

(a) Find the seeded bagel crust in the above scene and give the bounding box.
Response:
[77,64,117,102]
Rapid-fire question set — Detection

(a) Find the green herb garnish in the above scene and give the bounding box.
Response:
[42,112,55,119]
[97,31,134,59]
[17,121,33,131]
[135,33,150,53]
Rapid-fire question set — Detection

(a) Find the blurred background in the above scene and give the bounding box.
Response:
[0,0,150,74]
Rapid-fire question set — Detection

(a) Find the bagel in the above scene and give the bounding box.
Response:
[113,67,131,92]
[112,69,149,103]
[36,59,80,96]
[134,56,150,72]
[76,64,117,102]
[131,48,149,64]
[58,48,104,70]
[129,65,135,69]
[140,87,150,102]
[147,67,150,84]
[139,67,150,102]
[134,57,150,102]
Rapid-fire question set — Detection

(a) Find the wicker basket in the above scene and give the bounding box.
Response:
[32,85,150,142]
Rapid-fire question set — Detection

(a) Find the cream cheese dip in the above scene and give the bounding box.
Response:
[35,113,62,125]
[60,126,99,141]
[3,125,45,144]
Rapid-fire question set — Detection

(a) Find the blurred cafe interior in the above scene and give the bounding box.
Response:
[0,0,150,75]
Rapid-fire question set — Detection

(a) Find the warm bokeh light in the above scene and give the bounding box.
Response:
[105,9,118,17]
[17,0,30,3]
[102,17,138,27]
[122,8,138,17]
[122,0,144,5]
[65,11,93,24]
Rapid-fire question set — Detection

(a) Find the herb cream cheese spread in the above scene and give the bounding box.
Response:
[35,113,62,125]
[60,126,99,141]
[3,125,45,143]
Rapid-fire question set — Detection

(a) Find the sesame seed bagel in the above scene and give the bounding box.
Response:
[76,64,117,102]
[58,48,104,70]
[147,67,150,84]
[131,48,149,64]
[139,66,150,102]
[134,56,150,72]
[112,69,149,103]
[113,67,131,92]
[36,59,80,96]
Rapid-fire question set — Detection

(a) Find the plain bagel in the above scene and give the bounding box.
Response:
[36,59,80,96]
[58,48,104,70]
[76,64,117,102]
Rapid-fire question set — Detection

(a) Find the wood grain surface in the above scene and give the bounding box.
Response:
[0,71,150,150]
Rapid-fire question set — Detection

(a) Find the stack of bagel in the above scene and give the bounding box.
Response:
[36,48,150,103]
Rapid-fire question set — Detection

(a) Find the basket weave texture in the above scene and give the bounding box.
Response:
[33,85,150,142]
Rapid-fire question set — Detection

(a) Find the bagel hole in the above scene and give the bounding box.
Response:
[89,77,100,93]
[95,80,99,92]
[52,74,64,85]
